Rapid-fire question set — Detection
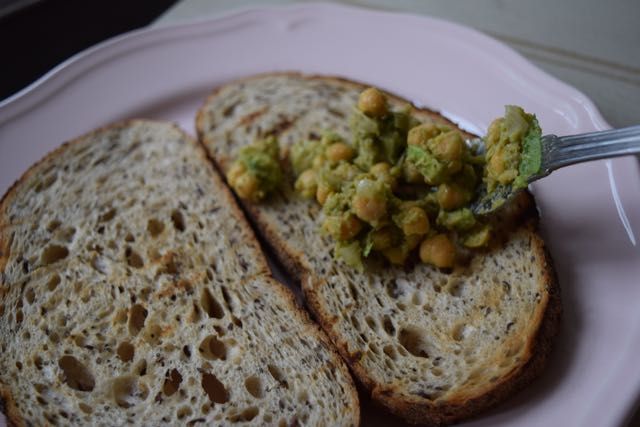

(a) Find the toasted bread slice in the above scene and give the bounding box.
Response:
[0,120,359,427]
[196,73,562,425]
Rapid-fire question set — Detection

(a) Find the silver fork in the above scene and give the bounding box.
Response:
[470,125,640,215]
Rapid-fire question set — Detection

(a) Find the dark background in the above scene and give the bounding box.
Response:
[0,0,178,101]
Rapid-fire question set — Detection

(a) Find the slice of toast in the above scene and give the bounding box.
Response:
[196,73,562,425]
[0,120,359,426]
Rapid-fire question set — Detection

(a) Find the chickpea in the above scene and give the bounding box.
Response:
[370,162,391,176]
[332,163,359,184]
[420,234,456,268]
[323,213,362,241]
[353,180,387,225]
[226,161,246,186]
[437,183,470,210]
[353,194,386,224]
[340,215,363,241]
[316,183,332,205]
[485,118,503,148]
[357,87,388,117]
[370,162,397,189]
[399,206,430,236]
[370,227,395,251]
[325,142,355,163]
[405,234,423,252]
[382,246,408,265]
[402,162,423,184]
[408,123,439,147]
[312,154,325,170]
[233,173,260,200]
[462,225,492,248]
[294,169,317,199]
[432,131,464,163]
[488,149,506,175]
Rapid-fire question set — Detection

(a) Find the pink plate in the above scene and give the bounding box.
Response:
[0,3,639,426]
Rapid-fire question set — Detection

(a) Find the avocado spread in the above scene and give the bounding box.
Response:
[227,87,540,270]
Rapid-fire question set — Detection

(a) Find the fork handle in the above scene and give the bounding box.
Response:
[542,125,640,173]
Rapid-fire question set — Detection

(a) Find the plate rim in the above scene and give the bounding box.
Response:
[0,3,638,427]
[0,2,611,131]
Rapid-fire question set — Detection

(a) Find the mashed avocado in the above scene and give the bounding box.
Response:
[226,136,283,202]
[517,116,542,188]
[349,105,417,170]
[227,87,541,270]
[484,105,541,192]
[287,88,491,270]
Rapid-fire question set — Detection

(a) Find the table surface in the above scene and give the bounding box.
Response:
[154,0,639,130]
[153,1,639,426]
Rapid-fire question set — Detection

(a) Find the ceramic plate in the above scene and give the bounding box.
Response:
[1,3,639,426]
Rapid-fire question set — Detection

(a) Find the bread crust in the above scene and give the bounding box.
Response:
[0,119,360,427]
[0,385,23,427]
[197,73,562,425]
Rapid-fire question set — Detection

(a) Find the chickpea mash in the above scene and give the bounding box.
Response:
[485,105,542,192]
[226,136,282,202]
[226,87,541,270]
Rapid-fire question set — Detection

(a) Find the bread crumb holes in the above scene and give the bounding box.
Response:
[199,335,227,360]
[41,245,69,265]
[128,304,148,335]
[244,375,263,398]
[113,376,149,408]
[163,369,182,396]
[147,218,165,237]
[117,342,135,362]
[399,326,433,359]
[171,210,185,232]
[58,356,95,392]
[201,372,229,403]
[201,289,224,319]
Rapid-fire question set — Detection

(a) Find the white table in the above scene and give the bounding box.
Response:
[153,1,640,425]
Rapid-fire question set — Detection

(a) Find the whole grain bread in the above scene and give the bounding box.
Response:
[196,73,562,426]
[0,120,359,426]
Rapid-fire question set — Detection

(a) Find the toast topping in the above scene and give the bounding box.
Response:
[226,87,540,271]
[226,135,283,201]
[196,74,560,426]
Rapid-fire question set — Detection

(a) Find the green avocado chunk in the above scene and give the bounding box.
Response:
[436,208,476,232]
[515,117,542,188]
[349,107,416,170]
[406,145,447,184]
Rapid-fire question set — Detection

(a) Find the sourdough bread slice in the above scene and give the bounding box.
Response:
[0,120,359,427]
[196,73,562,425]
